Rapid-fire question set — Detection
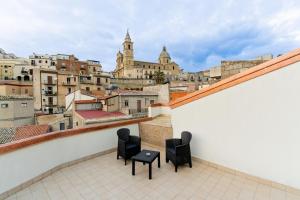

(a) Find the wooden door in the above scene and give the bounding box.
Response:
[137,100,141,112]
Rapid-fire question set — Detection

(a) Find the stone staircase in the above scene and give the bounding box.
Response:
[139,115,173,147]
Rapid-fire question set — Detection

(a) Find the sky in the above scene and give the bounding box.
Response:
[0,0,300,72]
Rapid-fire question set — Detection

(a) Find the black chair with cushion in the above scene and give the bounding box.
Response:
[117,128,141,165]
[165,131,192,172]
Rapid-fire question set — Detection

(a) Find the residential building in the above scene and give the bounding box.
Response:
[56,54,88,74]
[0,58,30,80]
[0,81,33,96]
[117,90,158,115]
[29,53,56,70]
[73,98,127,128]
[0,96,34,128]
[87,60,102,74]
[33,68,59,114]
[36,114,71,131]
[113,31,181,80]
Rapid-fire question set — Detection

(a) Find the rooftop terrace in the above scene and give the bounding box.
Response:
[1,48,300,199]
[4,143,300,200]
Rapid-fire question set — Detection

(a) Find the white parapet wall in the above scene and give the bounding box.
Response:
[0,123,139,195]
[148,105,171,118]
[171,61,300,189]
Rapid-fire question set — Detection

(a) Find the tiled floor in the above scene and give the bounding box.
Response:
[5,144,300,200]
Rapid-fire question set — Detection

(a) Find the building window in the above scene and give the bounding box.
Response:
[148,66,150,69]
[106,78,108,83]
[68,88,71,94]
[150,100,155,105]
[25,89,28,94]
[45,60,48,64]
[125,100,129,107]
[21,103,27,107]
[39,60,42,63]
[97,87,101,91]
[12,89,15,94]
[173,66,175,70]
[86,87,90,91]
[74,77,76,82]
[1,104,8,108]
[128,44,131,49]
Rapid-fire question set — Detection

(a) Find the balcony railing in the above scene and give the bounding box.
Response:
[44,103,57,107]
[80,80,93,84]
[43,91,57,96]
[43,80,56,85]
[62,82,77,86]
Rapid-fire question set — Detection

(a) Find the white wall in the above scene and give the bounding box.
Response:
[171,62,300,189]
[0,124,139,194]
[148,106,171,118]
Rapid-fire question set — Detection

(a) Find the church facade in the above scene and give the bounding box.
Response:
[113,31,181,80]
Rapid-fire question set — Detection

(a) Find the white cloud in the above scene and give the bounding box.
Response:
[0,0,300,71]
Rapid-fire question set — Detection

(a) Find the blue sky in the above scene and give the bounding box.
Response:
[0,0,300,72]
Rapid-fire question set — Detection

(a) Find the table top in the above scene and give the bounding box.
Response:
[132,149,160,163]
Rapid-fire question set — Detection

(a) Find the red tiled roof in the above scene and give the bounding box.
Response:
[76,110,125,119]
[75,99,98,104]
[13,125,49,141]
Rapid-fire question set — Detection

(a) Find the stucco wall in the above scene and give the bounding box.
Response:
[171,61,300,189]
[0,124,139,194]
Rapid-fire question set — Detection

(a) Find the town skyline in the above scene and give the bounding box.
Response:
[1,0,300,72]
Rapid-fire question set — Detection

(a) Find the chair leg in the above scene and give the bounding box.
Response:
[189,160,192,168]
[166,158,169,163]
[125,159,127,166]
[117,154,119,159]
[175,165,178,172]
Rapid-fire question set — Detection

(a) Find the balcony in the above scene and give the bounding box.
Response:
[43,91,57,96]
[62,81,77,86]
[80,79,93,84]
[43,80,56,85]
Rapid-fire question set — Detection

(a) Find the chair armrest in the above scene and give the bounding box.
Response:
[175,144,190,156]
[166,138,182,149]
[129,135,141,145]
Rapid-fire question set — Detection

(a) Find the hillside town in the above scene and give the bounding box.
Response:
[0,31,274,144]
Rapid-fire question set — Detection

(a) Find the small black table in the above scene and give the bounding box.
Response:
[131,149,160,179]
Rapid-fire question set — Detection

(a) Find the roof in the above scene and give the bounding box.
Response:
[0,95,33,101]
[13,125,49,141]
[159,46,170,58]
[75,99,98,104]
[169,48,300,109]
[74,95,118,104]
[118,90,158,96]
[0,128,15,144]
[76,110,125,119]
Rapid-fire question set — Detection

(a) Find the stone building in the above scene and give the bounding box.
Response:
[29,53,56,70]
[33,68,59,114]
[113,31,181,80]
[117,90,158,116]
[33,68,111,114]
[0,96,34,128]
[0,81,33,96]
[0,58,30,80]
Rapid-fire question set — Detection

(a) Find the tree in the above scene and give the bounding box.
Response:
[153,70,165,84]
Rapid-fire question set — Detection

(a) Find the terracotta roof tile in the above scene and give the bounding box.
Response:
[13,125,49,141]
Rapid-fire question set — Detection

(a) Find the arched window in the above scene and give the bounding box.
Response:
[128,44,131,49]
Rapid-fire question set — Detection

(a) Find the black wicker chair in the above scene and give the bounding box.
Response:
[117,128,141,165]
[166,131,192,172]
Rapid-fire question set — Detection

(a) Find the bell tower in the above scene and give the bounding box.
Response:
[123,30,134,68]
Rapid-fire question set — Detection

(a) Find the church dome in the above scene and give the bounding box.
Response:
[159,46,170,58]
